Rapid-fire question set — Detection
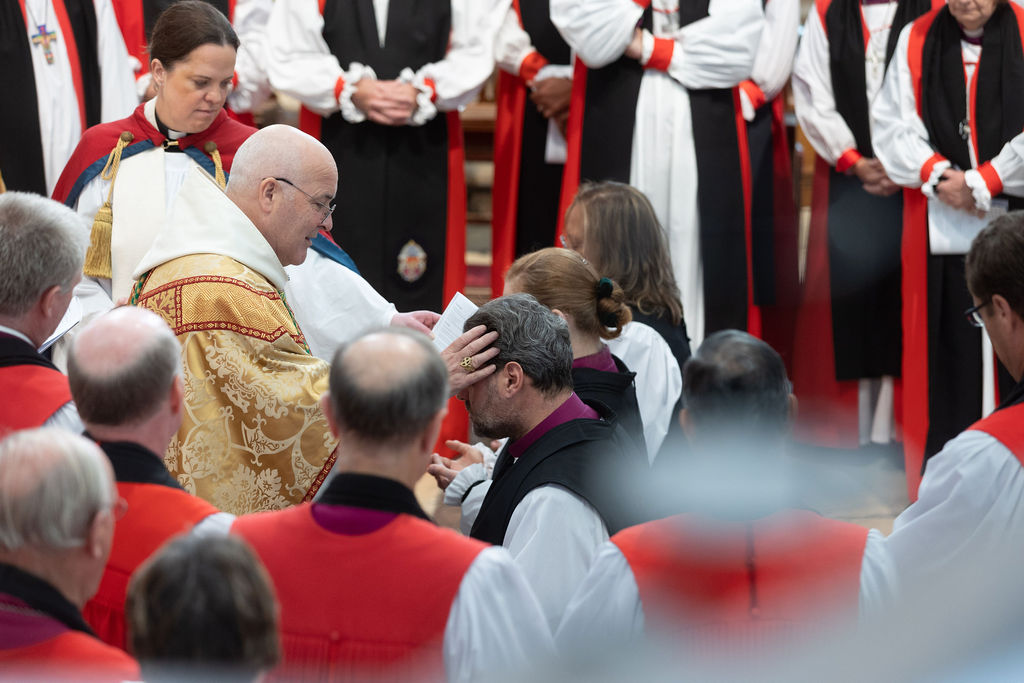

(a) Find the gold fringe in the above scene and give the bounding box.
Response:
[83,131,134,279]
[204,141,226,189]
[0,169,6,194]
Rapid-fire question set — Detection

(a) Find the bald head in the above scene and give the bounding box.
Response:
[327,328,448,445]
[225,125,338,267]
[68,307,181,427]
[0,428,114,552]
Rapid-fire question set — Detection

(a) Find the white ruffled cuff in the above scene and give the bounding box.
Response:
[400,67,438,126]
[534,64,573,81]
[921,160,952,199]
[639,30,655,65]
[443,462,488,506]
[339,63,378,123]
[739,89,755,122]
[963,169,993,212]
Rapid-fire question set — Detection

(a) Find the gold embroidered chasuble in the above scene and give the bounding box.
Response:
[136,253,337,514]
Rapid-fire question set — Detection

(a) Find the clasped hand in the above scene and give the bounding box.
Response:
[352,78,419,126]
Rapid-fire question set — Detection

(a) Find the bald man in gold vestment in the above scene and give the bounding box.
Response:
[130,126,339,514]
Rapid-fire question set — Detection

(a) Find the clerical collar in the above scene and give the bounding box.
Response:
[154,109,187,150]
[87,434,183,489]
[960,26,984,45]
[998,376,1024,409]
[0,562,94,637]
[506,392,600,461]
[572,345,617,373]
[0,324,33,347]
[312,472,431,535]
[860,0,894,5]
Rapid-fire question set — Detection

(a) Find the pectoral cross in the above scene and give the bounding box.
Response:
[31,24,57,65]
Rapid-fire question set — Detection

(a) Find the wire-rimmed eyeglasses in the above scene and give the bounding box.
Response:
[964,299,991,328]
[272,177,336,224]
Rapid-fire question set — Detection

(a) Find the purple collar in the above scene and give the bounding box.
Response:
[572,345,617,373]
[860,0,894,5]
[507,393,599,461]
[960,28,983,45]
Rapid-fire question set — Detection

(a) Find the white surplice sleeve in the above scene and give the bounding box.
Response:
[227,0,273,114]
[639,0,762,90]
[495,6,536,76]
[751,0,799,102]
[414,0,508,113]
[870,25,949,193]
[606,322,683,464]
[502,484,610,632]
[883,429,1024,589]
[549,0,639,68]
[94,0,137,121]
[858,528,898,621]
[266,0,346,116]
[284,251,398,363]
[444,546,555,681]
[554,541,645,650]
[792,7,860,167]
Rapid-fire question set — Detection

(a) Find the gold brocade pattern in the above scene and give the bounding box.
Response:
[136,254,337,515]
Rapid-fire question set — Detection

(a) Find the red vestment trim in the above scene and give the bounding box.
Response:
[733,87,761,338]
[491,69,528,297]
[978,161,1003,196]
[556,58,588,241]
[739,79,766,111]
[836,148,862,174]
[969,401,1024,466]
[645,37,674,72]
[519,50,548,82]
[0,629,139,680]
[0,365,71,436]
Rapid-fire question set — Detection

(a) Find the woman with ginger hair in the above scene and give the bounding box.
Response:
[506,247,655,462]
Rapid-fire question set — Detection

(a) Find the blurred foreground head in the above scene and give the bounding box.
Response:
[127,533,280,683]
[0,428,116,608]
[682,330,794,448]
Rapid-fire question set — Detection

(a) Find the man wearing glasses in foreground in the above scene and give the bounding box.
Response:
[884,212,1024,598]
[129,125,342,515]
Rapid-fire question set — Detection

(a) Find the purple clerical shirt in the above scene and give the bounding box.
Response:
[507,392,600,462]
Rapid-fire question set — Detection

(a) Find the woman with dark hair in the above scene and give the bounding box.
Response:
[53,0,254,311]
[872,0,1024,497]
[127,534,280,683]
[564,181,691,373]
[505,247,649,461]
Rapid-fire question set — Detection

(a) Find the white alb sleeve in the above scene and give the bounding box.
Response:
[444,546,555,681]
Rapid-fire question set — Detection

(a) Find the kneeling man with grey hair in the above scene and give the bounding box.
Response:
[232,328,552,682]
[429,293,639,631]
[0,428,138,679]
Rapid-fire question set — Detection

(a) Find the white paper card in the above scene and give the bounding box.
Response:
[928,197,1008,255]
[544,119,567,164]
[432,292,479,351]
[39,297,82,353]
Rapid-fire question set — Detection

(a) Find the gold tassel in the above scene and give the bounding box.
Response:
[84,131,134,279]
[0,169,7,194]
[204,141,226,189]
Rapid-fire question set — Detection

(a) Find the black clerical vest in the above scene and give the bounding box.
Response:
[317,0,453,312]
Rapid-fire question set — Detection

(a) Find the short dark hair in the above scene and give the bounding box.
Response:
[965,211,1024,320]
[127,534,280,683]
[68,323,181,426]
[464,294,573,397]
[682,330,792,435]
[149,0,239,70]
[328,328,448,443]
